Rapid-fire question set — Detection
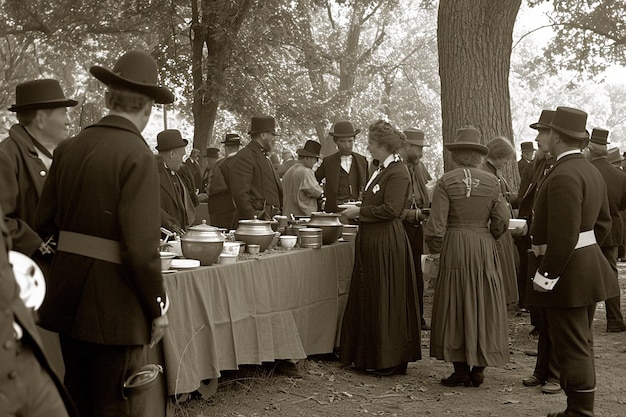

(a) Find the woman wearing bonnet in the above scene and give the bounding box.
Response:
[425,126,510,387]
[339,120,421,376]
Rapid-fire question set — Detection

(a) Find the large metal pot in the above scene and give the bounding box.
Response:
[180,220,225,265]
[307,212,343,245]
[235,216,275,252]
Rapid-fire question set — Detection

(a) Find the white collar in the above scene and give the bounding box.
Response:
[556,149,581,160]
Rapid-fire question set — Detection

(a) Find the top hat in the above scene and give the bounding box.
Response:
[607,147,624,164]
[529,110,556,130]
[329,120,360,138]
[221,133,241,145]
[549,106,589,140]
[404,128,429,147]
[8,79,78,112]
[296,140,321,158]
[590,128,610,145]
[520,141,535,151]
[445,126,488,155]
[156,129,188,152]
[248,116,279,135]
[90,51,175,104]
[205,147,220,158]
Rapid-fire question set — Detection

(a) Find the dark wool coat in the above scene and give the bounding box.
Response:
[315,151,368,213]
[0,125,48,255]
[590,157,626,247]
[528,153,618,308]
[228,140,283,220]
[36,115,167,345]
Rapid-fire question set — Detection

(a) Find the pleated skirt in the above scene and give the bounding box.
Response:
[497,230,519,305]
[430,227,509,367]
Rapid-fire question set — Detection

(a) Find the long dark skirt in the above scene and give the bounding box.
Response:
[339,218,422,370]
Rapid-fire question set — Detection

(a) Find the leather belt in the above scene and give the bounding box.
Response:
[531,230,595,256]
[57,231,122,264]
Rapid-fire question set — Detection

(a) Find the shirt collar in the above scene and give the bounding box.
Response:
[556,149,581,161]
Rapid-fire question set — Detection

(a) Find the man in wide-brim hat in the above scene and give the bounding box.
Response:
[526,106,618,417]
[206,133,242,229]
[282,140,324,217]
[228,115,283,220]
[35,50,174,417]
[315,120,368,213]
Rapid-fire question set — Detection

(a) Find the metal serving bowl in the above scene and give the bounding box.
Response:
[180,220,225,266]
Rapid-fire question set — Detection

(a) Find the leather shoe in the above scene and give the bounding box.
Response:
[441,372,471,387]
[522,375,544,386]
[607,324,626,333]
[542,381,562,394]
[372,362,408,377]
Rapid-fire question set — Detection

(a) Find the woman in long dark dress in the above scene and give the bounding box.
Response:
[339,120,421,376]
[424,126,510,387]
[482,137,520,305]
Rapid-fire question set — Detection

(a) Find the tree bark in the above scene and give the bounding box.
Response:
[438,0,521,186]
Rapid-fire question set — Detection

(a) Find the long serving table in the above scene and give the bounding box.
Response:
[162,241,355,396]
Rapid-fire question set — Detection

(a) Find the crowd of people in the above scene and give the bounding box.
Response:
[1,48,624,417]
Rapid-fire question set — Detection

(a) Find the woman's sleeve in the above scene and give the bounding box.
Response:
[424,179,449,254]
[489,192,510,240]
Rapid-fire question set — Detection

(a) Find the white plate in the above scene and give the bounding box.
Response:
[9,250,46,309]
[162,269,178,274]
[170,259,201,269]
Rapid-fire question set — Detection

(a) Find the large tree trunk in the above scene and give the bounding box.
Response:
[190,0,252,171]
[438,0,521,186]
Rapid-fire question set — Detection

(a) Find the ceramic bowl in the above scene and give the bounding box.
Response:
[219,254,238,264]
[279,235,298,249]
[222,241,241,256]
[159,252,176,270]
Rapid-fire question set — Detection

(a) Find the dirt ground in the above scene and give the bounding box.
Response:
[171,264,626,417]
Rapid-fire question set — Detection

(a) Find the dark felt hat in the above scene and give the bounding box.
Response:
[529,110,556,131]
[296,140,321,158]
[520,141,535,151]
[404,128,429,147]
[248,115,279,135]
[549,106,589,140]
[90,51,175,104]
[445,126,488,155]
[8,79,78,112]
[205,147,220,158]
[590,128,610,145]
[221,133,241,145]
[156,129,188,152]
[329,120,360,138]
[607,147,624,164]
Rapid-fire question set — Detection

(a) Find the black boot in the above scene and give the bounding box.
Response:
[441,362,470,387]
[566,389,594,417]
[470,366,485,387]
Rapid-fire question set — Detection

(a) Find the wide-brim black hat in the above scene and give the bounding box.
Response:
[296,140,321,157]
[248,115,279,135]
[156,129,188,152]
[90,51,175,104]
[8,79,78,112]
[445,126,488,155]
[549,106,589,140]
[329,120,360,138]
[404,128,429,147]
[221,133,242,145]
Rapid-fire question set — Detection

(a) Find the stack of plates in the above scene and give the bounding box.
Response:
[170,259,201,270]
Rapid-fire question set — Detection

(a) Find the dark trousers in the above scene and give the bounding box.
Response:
[403,221,425,325]
[545,304,596,393]
[601,246,626,329]
[59,336,166,417]
[518,236,543,329]
[0,338,69,417]
[532,307,559,383]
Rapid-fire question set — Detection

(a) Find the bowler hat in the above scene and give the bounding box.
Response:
[529,110,555,130]
[156,129,188,152]
[607,148,623,164]
[8,79,78,112]
[248,116,279,135]
[520,141,535,151]
[221,133,241,145]
[205,148,220,158]
[90,51,175,104]
[404,128,429,147]
[590,128,610,145]
[445,126,488,155]
[549,106,589,140]
[296,140,321,158]
[329,120,360,138]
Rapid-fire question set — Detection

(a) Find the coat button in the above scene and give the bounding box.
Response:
[39,170,46,177]
[8,370,17,379]
[3,339,15,350]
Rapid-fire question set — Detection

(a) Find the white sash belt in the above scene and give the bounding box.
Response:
[531,230,595,257]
